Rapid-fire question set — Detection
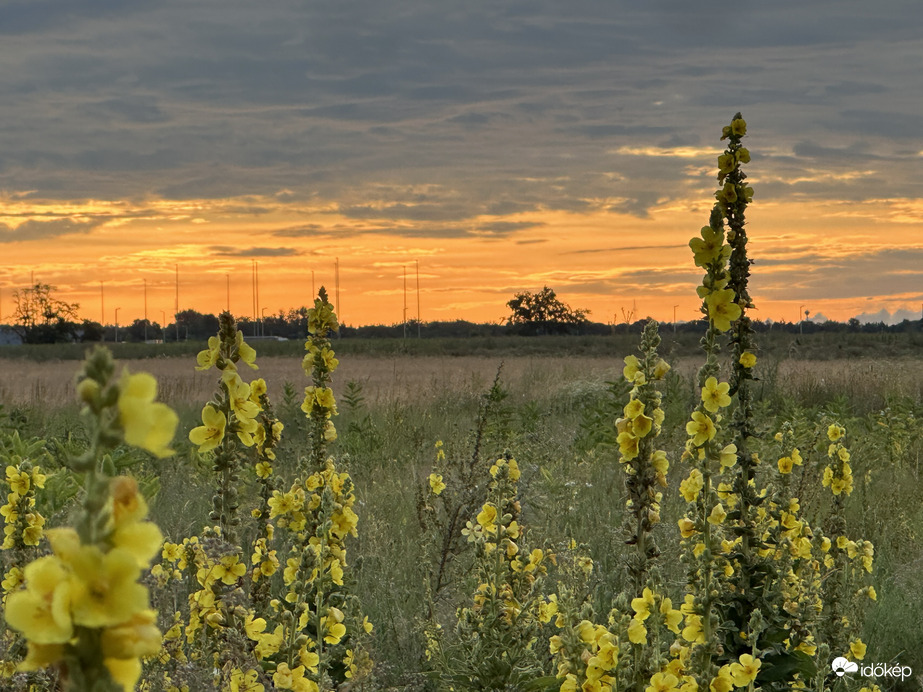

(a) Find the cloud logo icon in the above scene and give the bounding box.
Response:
[831,657,859,677]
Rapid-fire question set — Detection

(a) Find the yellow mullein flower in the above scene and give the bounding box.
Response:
[680,469,704,502]
[709,666,734,692]
[739,351,757,368]
[678,517,696,538]
[223,371,261,420]
[646,672,679,692]
[4,556,74,644]
[117,370,178,458]
[627,617,647,644]
[660,598,683,633]
[324,609,346,645]
[686,411,716,446]
[617,431,640,460]
[707,503,727,525]
[623,355,646,384]
[631,587,656,621]
[849,638,867,660]
[7,467,30,495]
[719,443,737,469]
[690,226,726,267]
[249,377,267,402]
[476,503,498,533]
[701,376,731,412]
[730,653,761,686]
[235,331,258,369]
[68,546,149,628]
[704,289,742,332]
[778,456,794,474]
[189,404,227,452]
[195,336,220,371]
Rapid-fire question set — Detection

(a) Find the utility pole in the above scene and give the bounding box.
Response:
[252,260,257,335]
[416,259,421,338]
[335,258,340,324]
[226,274,230,313]
[115,307,121,343]
[673,304,678,333]
[311,270,315,300]
[175,264,179,342]
[402,265,407,340]
[799,304,805,334]
[144,278,148,342]
[101,282,105,340]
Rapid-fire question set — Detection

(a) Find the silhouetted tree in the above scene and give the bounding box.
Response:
[506,286,589,335]
[12,283,81,343]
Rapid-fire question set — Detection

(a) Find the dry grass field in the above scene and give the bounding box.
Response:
[2,352,922,413]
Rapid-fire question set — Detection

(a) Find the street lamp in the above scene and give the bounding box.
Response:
[115,307,121,343]
[261,307,268,337]
[673,304,679,333]
[799,304,805,334]
[160,311,166,340]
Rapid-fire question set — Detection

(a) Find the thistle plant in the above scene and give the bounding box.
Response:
[3,346,176,691]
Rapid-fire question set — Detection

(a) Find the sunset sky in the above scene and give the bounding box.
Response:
[1,1,922,327]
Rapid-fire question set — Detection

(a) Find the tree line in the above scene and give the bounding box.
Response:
[3,283,920,344]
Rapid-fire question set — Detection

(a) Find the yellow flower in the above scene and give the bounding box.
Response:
[195,336,220,371]
[730,653,761,686]
[188,404,227,453]
[4,556,74,644]
[111,521,164,569]
[705,289,742,332]
[707,503,727,525]
[701,377,731,412]
[623,355,646,384]
[678,517,696,538]
[828,424,844,442]
[627,617,647,644]
[429,473,446,495]
[739,352,757,368]
[618,431,640,460]
[223,371,261,420]
[680,469,704,503]
[235,331,259,370]
[100,608,162,659]
[646,672,679,692]
[719,443,737,469]
[117,371,178,458]
[849,638,867,661]
[631,587,656,621]
[686,411,716,446]
[709,666,734,692]
[104,657,143,692]
[689,226,728,267]
[777,456,794,474]
[660,598,683,634]
[476,503,498,533]
[68,546,149,628]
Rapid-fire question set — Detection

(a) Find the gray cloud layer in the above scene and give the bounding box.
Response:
[1,0,921,220]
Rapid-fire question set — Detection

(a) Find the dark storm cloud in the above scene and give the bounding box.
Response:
[209,246,301,258]
[0,218,101,243]
[1,0,921,222]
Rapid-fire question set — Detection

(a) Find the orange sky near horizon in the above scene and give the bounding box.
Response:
[3,189,922,328]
